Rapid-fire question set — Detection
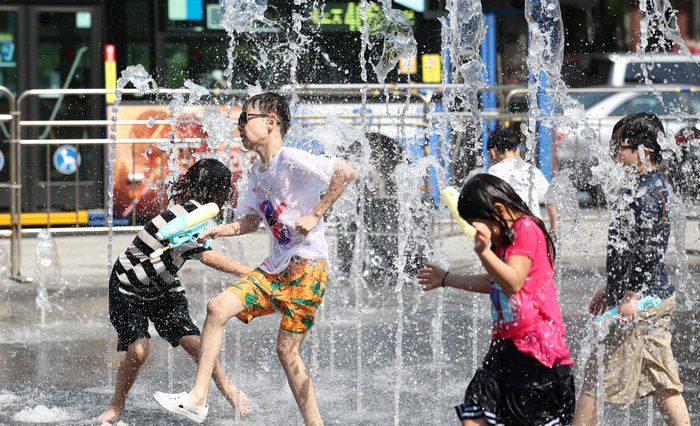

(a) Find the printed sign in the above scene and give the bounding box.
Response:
[53,145,81,175]
[106,103,246,219]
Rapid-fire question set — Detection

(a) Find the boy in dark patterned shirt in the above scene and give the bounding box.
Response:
[574,113,690,426]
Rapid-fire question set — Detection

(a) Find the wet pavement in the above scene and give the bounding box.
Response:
[0,211,699,425]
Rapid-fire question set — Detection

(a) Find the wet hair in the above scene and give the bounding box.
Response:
[487,128,520,153]
[241,92,292,137]
[457,174,556,265]
[611,112,664,164]
[170,158,233,209]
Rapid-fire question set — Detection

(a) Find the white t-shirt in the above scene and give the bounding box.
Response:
[489,158,550,218]
[467,158,550,219]
[236,147,337,274]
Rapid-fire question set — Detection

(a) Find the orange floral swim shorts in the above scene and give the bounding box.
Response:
[227,256,327,334]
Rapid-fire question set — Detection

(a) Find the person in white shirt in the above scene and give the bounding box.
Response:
[154,92,355,426]
[469,129,558,238]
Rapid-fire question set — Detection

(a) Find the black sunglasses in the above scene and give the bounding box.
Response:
[238,112,269,127]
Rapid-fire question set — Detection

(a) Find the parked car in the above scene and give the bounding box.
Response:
[554,87,700,200]
[668,126,700,202]
[564,53,700,87]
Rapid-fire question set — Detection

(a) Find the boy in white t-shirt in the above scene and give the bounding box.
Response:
[471,129,558,237]
[154,92,355,426]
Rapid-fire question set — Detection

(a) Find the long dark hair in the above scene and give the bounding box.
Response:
[170,158,233,209]
[457,174,556,265]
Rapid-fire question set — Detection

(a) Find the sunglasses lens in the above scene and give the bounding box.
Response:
[239,112,247,127]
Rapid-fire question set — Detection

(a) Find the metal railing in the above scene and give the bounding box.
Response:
[4,83,700,281]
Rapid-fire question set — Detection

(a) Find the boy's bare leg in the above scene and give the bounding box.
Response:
[655,389,691,426]
[277,328,323,426]
[179,334,250,414]
[187,291,245,408]
[98,338,149,423]
[572,393,599,426]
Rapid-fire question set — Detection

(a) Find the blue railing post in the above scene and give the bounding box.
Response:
[537,70,554,181]
[481,13,497,165]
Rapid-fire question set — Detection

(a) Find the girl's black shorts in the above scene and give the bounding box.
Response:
[455,338,575,426]
[109,271,200,352]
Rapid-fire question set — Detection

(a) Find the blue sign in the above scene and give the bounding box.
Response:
[168,0,203,21]
[0,150,4,172]
[53,145,80,175]
[0,43,15,63]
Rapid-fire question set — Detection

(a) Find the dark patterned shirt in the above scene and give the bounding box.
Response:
[606,170,675,308]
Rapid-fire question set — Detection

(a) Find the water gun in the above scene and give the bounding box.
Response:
[149,202,219,259]
[593,295,662,327]
[442,186,477,238]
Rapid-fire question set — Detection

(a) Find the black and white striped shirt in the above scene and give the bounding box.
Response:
[114,200,210,299]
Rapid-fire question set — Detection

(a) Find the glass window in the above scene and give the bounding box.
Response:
[0,10,17,98]
[630,95,666,116]
[570,92,614,109]
[125,1,151,71]
[37,10,95,182]
[609,102,627,117]
[625,62,700,86]
[161,0,286,32]
[0,10,12,184]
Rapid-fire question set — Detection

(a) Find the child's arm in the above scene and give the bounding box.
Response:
[198,214,262,242]
[472,222,532,296]
[418,263,491,293]
[589,285,608,315]
[547,203,558,242]
[198,251,254,276]
[296,160,355,236]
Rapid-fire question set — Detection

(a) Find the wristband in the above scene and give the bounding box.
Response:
[442,271,450,287]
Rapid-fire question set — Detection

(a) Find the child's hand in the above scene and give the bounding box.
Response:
[417,263,447,291]
[198,225,221,243]
[589,287,608,316]
[295,214,320,236]
[471,222,491,255]
[618,291,639,322]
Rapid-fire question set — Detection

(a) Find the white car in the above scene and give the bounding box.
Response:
[565,53,700,87]
[554,88,700,196]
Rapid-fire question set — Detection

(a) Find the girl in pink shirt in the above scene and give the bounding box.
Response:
[418,173,574,426]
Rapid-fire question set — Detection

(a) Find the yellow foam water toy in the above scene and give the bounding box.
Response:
[442,186,477,238]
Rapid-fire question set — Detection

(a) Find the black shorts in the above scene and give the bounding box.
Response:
[109,271,200,352]
[456,339,575,426]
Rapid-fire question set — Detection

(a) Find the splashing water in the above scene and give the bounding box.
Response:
[220,0,275,32]
[367,5,417,83]
[448,0,486,85]
[0,240,10,315]
[108,65,158,273]
[34,229,65,326]
[13,405,77,423]
[444,0,487,173]
[637,0,691,56]
[220,0,276,88]
[523,0,565,161]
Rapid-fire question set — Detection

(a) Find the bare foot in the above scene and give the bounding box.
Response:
[97,404,123,423]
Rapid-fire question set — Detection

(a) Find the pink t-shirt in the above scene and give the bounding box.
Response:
[491,215,573,368]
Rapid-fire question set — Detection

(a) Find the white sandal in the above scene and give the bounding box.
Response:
[153,391,208,423]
